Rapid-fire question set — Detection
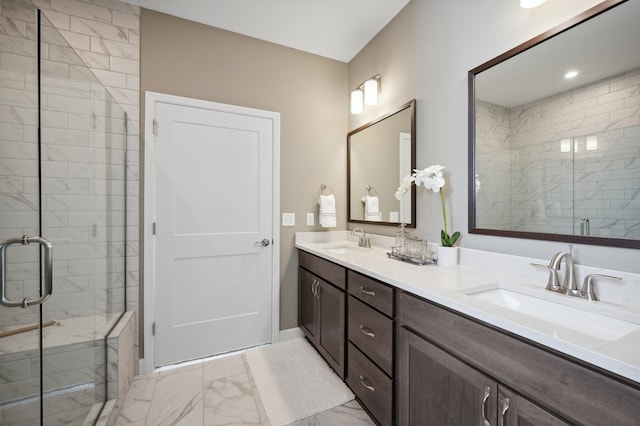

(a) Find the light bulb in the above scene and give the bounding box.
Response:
[350,89,363,114]
[564,70,579,79]
[363,79,378,106]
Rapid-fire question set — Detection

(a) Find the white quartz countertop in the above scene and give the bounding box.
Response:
[295,232,640,385]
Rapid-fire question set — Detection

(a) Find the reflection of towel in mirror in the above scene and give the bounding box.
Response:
[319,194,337,227]
[364,195,382,221]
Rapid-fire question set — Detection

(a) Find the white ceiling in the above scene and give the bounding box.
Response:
[121,0,411,62]
[476,1,640,108]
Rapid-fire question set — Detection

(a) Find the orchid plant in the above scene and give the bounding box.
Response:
[395,165,461,247]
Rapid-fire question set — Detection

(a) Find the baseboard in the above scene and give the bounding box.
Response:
[278,327,303,341]
[138,328,304,373]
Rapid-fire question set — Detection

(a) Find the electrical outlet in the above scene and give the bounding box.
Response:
[282,213,295,227]
[306,213,315,226]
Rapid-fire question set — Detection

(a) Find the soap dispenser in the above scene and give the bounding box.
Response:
[395,223,408,255]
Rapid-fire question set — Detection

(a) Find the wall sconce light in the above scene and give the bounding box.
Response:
[520,0,546,8]
[350,74,381,114]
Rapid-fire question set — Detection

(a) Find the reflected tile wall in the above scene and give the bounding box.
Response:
[475,101,514,230]
[476,68,640,238]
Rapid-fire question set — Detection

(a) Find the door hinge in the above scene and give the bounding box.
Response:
[152,119,158,135]
[152,322,156,336]
[152,222,156,235]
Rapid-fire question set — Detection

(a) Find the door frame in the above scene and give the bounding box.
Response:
[142,91,280,373]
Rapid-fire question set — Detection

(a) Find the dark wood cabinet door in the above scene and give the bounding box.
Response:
[498,386,570,426]
[398,327,498,426]
[317,279,345,378]
[298,268,318,341]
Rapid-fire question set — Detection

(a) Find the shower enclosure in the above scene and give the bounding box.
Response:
[1,4,127,425]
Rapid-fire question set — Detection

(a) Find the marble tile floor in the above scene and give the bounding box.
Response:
[114,352,375,426]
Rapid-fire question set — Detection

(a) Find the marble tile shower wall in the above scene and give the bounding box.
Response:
[475,101,515,230]
[476,69,640,238]
[32,0,142,354]
[0,0,140,347]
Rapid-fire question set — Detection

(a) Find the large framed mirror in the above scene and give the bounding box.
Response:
[468,0,639,249]
[348,100,416,226]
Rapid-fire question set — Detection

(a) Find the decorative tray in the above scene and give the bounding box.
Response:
[386,251,436,266]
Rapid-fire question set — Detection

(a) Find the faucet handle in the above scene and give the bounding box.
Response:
[579,273,622,301]
[531,262,563,293]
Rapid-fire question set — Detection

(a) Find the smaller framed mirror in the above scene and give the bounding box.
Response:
[348,100,416,226]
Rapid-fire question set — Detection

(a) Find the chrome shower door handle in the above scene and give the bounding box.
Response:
[0,236,53,308]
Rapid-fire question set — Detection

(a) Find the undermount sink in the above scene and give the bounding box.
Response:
[312,242,370,255]
[460,282,640,341]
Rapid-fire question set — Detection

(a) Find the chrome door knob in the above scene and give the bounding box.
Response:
[255,239,270,247]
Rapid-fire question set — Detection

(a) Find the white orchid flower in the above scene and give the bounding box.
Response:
[393,164,460,247]
[422,174,445,193]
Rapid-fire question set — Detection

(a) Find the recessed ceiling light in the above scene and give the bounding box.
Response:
[565,70,579,79]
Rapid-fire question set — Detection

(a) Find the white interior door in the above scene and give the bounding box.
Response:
[146,94,279,367]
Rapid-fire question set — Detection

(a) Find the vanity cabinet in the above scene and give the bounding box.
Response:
[346,271,395,426]
[298,251,346,378]
[397,291,640,426]
[398,328,569,425]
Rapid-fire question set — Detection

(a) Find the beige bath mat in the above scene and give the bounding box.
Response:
[244,337,354,425]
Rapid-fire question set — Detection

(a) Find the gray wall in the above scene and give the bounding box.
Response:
[140,9,348,333]
[348,0,639,273]
[139,0,638,346]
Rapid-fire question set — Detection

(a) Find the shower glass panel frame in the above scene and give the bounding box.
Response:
[0,5,127,425]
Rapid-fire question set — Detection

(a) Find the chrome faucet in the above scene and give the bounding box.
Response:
[540,252,623,302]
[547,252,578,296]
[351,228,370,248]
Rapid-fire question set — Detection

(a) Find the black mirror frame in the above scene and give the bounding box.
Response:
[468,0,639,249]
[348,99,417,227]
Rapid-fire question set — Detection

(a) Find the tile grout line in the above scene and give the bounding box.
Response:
[242,351,271,426]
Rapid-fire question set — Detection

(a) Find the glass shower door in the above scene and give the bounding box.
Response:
[0,7,127,425]
[38,10,127,425]
[0,3,47,424]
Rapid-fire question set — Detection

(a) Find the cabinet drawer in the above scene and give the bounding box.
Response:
[299,250,346,290]
[347,343,393,426]
[348,270,394,316]
[348,296,393,376]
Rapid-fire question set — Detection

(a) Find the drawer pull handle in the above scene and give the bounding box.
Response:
[360,286,376,296]
[359,375,375,392]
[481,386,491,426]
[499,397,510,426]
[359,325,375,338]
